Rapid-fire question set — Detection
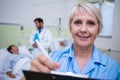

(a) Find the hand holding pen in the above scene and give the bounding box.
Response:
[30,40,60,73]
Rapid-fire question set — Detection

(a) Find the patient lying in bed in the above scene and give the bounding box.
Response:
[2,45,32,79]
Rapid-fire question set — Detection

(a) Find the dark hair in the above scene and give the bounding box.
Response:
[7,45,15,53]
[34,18,44,23]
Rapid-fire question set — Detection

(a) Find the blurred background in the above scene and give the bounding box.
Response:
[0,0,120,64]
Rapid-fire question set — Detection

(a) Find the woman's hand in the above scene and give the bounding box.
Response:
[30,54,60,73]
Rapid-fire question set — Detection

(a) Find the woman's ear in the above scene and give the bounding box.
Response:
[96,26,100,35]
[69,24,72,32]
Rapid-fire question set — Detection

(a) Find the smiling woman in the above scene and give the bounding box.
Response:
[69,3,100,49]
[30,2,120,80]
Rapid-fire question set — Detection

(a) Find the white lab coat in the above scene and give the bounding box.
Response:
[29,27,52,57]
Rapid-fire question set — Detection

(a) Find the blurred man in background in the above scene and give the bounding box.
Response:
[29,18,52,57]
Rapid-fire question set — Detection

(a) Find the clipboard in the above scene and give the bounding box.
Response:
[23,70,100,80]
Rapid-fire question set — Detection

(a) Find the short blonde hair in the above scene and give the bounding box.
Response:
[69,2,103,34]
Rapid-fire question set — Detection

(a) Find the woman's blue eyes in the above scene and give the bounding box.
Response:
[88,21,95,25]
[74,21,81,24]
[74,20,95,26]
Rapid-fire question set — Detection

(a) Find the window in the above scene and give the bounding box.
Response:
[90,0,115,38]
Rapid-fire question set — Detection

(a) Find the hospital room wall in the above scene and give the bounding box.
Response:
[95,0,120,51]
[0,0,77,48]
[0,0,76,26]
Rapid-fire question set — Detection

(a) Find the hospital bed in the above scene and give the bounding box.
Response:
[0,45,31,80]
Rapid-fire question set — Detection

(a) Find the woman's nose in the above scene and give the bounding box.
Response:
[79,24,88,33]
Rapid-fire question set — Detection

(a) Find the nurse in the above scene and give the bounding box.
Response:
[29,18,52,57]
[30,2,120,79]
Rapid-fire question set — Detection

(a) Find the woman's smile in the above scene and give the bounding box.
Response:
[76,34,91,41]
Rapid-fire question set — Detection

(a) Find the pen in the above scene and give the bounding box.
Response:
[35,40,51,60]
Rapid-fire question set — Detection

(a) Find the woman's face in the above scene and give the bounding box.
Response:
[70,11,99,48]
